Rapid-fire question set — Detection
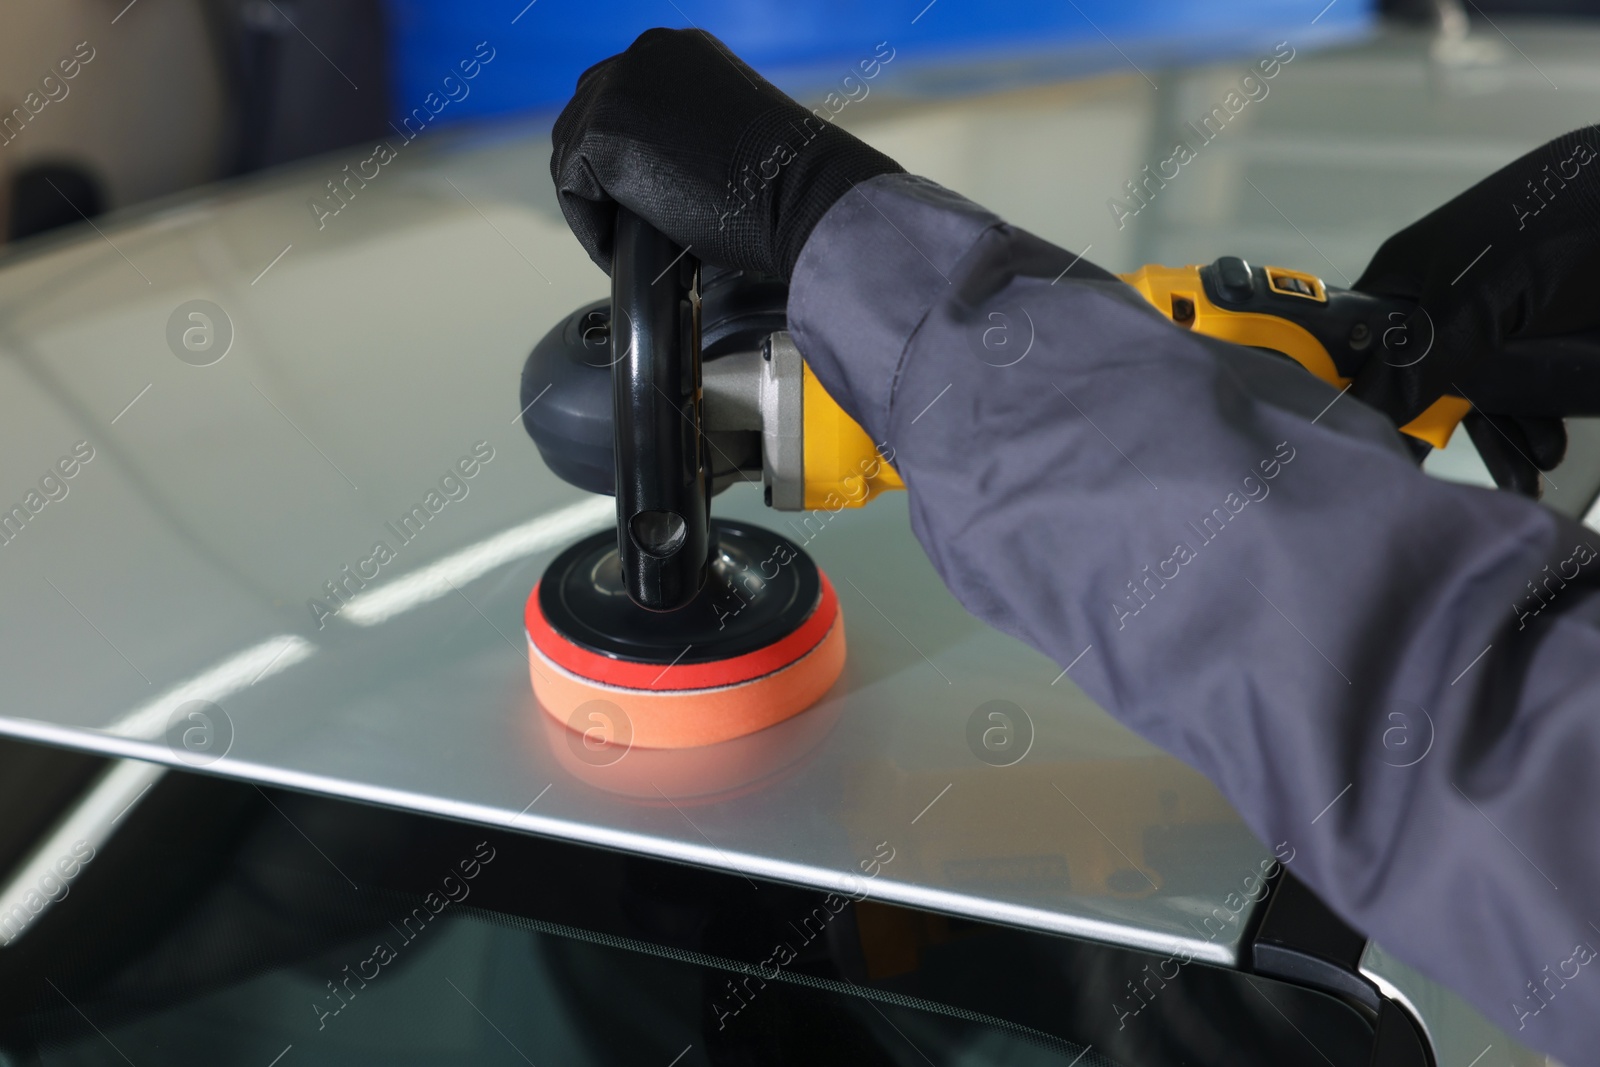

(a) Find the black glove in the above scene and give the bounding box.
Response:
[1352,126,1600,495]
[550,28,904,280]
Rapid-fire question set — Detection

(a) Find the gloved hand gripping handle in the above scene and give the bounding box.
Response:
[610,208,709,611]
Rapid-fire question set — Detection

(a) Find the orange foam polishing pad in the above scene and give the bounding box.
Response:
[525,572,846,750]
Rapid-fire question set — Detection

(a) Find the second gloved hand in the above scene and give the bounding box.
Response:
[1353,126,1600,494]
[550,28,904,279]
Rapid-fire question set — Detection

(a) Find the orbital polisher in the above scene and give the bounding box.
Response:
[520,211,854,751]
[522,213,1600,749]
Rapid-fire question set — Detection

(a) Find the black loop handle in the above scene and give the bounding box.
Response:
[610,208,708,611]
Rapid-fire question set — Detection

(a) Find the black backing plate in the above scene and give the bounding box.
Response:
[538,520,820,666]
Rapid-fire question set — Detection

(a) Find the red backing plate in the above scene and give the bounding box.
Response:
[525,573,838,691]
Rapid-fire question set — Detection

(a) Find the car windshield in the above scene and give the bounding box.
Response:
[0,761,1376,1067]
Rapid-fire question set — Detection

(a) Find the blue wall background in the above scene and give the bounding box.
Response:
[382,0,1374,126]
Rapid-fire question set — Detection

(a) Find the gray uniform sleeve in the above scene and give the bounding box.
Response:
[788,173,1600,1063]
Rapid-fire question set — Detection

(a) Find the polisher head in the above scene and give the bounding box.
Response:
[525,520,845,750]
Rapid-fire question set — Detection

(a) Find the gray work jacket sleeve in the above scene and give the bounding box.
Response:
[788,172,1600,1062]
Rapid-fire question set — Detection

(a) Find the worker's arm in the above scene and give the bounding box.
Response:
[789,171,1600,1061]
[548,31,1600,1060]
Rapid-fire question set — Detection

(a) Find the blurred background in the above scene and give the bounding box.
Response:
[0,0,1593,245]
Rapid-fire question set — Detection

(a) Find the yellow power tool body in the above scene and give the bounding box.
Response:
[799,256,1462,510]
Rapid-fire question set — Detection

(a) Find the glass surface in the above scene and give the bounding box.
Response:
[0,770,1373,1067]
